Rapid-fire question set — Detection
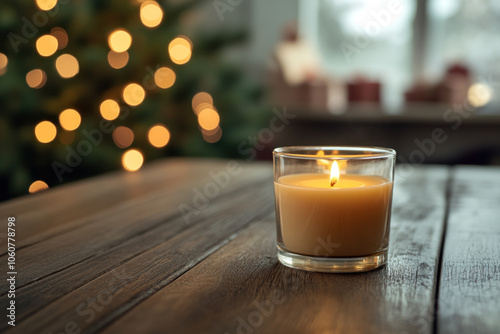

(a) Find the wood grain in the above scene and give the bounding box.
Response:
[4,163,275,334]
[101,166,450,334]
[437,166,500,334]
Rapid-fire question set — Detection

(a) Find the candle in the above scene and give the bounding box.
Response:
[273,146,395,272]
[275,170,393,257]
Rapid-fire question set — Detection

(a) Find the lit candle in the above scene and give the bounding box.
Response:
[273,146,395,272]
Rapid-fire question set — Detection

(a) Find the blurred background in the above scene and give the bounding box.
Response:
[1,0,499,200]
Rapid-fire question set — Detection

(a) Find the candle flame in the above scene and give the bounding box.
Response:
[330,161,339,187]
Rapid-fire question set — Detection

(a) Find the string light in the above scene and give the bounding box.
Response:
[55,54,79,78]
[100,99,120,120]
[29,180,49,193]
[26,69,47,89]
[113,126,134,148]
[140,1,163,28]
[191,92,213,115]
[36,0,57,11]
[202,127,222,143]
[123,83,145,106]
[35,121,57,143]
[198,108,220,131]
[0,53,7,76]
[154,67,175,89]
[122,149,144,172]
[59,109,81,131]
[108,29,132,53]
[50,27,68,50]
[468,83,492,107]
[148,124,170,148]
[168,36,192,65]
[36,35,58,57]
[107,51,129,69]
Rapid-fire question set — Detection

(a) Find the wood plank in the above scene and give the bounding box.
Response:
[0,168,269,328]
[437,166,500,334]
[101,166,450,334]
[0,161,266,294]
[0,158,230,252]
[5,166,275,334]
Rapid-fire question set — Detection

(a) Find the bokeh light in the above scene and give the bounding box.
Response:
[113,126,134,148]
[191,92,213,115]
[35,121,57,143]
[168,36,192,65]
[29,180,49,193]
[59,108,81,131]
[50,27,68,50]
[468,83,492,107]
[0,53,7,76]
[140,1,163,28]
[202,127,222,143]
[100,99,120,120]
[122,149,144,172]
[26,69,47,89]
[107,51,129,69]
[198,108,220,131]
[55,54,79,78]
[148,124,170,148]
[154,67,176,88]
[123,83,145,106]
[36,35,58,57]
[36,0,57,11]
[108,29,132,53]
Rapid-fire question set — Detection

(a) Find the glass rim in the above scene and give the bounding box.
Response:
[273,146,396,160]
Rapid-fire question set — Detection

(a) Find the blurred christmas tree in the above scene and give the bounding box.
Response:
[0,0,267,200]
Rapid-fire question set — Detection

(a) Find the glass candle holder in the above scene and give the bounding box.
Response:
[273,146,396,273]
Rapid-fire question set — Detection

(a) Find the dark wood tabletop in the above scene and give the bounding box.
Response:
[1,158,499,334]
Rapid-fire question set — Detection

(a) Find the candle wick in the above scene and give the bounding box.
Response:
[330,180,337,187]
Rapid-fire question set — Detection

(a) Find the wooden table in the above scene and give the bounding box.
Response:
[1,158,499,334]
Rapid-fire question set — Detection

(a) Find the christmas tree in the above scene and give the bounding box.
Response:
[0,0,267,200]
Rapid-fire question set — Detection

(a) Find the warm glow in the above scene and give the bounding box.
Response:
[36,0,57,11]
[51,27,68,49]
[100,99,120,120]
[107,51,129,69]
[59,109,81,131]
[0,53,7,75]
[198,108,220,131]
[55,54,79,78]
[113,126,134,148]
[191,92,213,114]
[202,127,222,143]
[108,29,132,53]
[330,161,339,187]
[123,83,145,106]
[122,149,144,172]
[154,67,176,88]
[148,125,170,148]
[468,83,492,107]
[316,150,330,166]
[140,1,163,28]
[168,36,192,65]
[26,69,47,89]
[29,180,49,193]
[36,35,58,57]
[35,121,57,143]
